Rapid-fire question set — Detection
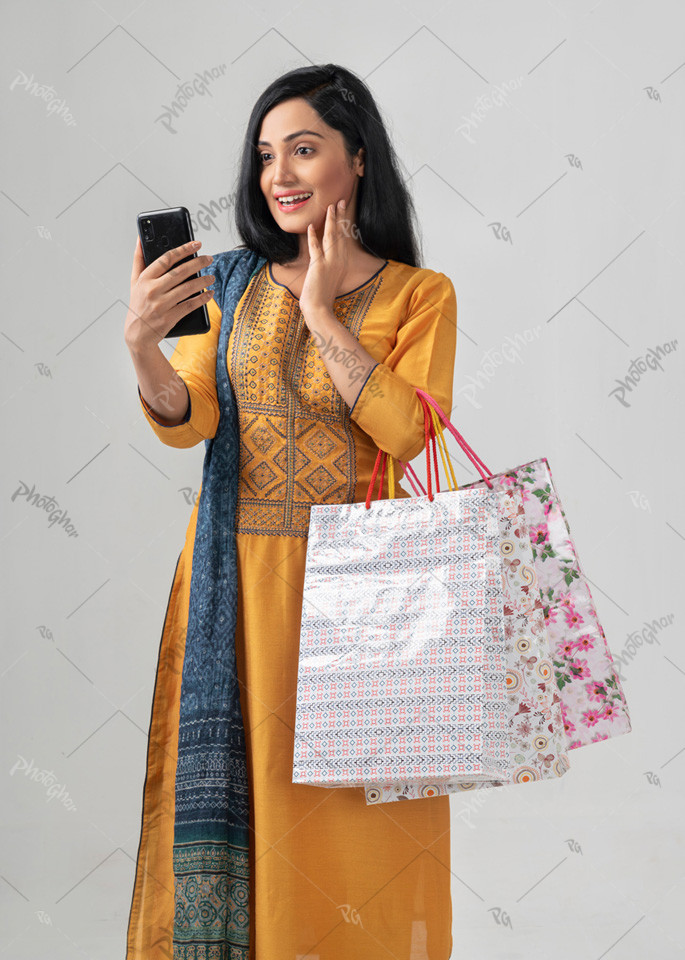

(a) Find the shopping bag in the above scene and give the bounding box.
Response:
[364,398,570,804]
[409,389,632,753]
[292,406,512,790]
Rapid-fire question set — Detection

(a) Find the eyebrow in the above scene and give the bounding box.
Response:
[257,129,325,147]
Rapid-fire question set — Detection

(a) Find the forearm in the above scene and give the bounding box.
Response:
[303,307,378,409]
[126,338,190,425]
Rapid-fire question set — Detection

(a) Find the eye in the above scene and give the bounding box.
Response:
[259,145,315,164]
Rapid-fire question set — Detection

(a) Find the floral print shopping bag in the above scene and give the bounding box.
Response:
[415,389,632,754]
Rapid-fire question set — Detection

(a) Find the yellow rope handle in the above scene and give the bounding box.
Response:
[382,405,456,501]
[430,406,459,491]
[387,451,395,498]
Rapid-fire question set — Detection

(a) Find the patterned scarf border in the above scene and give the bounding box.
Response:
[172,247,266,958]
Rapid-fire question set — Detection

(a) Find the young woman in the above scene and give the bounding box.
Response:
[125,64,457,960]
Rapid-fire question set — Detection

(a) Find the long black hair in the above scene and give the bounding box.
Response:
[233,64,422,267]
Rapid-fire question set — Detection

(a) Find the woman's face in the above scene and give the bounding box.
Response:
[257,97,363,249]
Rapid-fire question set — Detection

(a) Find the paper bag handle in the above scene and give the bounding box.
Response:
[364,388,494,509]
[401,392,495,495]
[415,389,494,481]
[365,396,455,505]
[364,393,427,507]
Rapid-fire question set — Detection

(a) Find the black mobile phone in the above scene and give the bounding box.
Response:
[136,206,210,338]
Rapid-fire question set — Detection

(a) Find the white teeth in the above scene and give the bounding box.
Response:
[278,193,312,205]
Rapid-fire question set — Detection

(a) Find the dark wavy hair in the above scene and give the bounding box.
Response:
[233,64,422,267]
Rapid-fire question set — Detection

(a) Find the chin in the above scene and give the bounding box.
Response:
[276,222,308,235]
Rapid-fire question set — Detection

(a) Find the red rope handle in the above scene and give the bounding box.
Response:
[415,388,494,485]
[365,447,389,509]
[365,449,382,509]
[421,396,434,501]
[400,460,426,495]
[379,448,387,495]
[366,390,462,508]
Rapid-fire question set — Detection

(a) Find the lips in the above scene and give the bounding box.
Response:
[274,190,311,199]
[276,193,312,212]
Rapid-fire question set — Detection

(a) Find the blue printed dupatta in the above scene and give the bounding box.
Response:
[173,247,266,958]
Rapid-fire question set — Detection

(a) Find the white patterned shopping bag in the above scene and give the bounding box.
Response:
[292,481,511,789]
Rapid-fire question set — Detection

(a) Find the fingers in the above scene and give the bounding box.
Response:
[336,199,345,247]
[308,200,346,258]
[131,235,145,283]
[323,201,336,256]
[145,239,201,281]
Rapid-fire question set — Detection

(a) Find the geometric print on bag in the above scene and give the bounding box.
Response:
[293,487,511,788]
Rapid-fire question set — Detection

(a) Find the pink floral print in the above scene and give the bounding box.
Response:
[466,458,631,750]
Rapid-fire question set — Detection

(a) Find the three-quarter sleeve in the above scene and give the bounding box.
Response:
[138,295,222,448]
[349,271,457,462]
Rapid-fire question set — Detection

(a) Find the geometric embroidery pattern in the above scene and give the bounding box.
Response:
[228,265,385,537]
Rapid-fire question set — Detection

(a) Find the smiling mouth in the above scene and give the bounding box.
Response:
[276,193,313,210]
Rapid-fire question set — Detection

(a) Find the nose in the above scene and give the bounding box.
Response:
[271,152,301,190]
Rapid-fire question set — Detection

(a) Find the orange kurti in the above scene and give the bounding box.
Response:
[127,255,458,959]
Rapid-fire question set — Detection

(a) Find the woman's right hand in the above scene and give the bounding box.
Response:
[124,237,215,350]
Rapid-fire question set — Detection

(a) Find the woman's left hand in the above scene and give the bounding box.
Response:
[299,199,350,320]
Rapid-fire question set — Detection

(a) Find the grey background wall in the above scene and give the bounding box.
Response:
[2,1,683,957]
